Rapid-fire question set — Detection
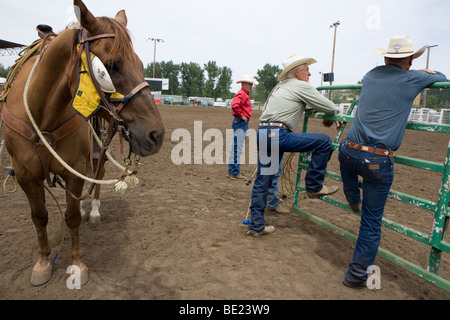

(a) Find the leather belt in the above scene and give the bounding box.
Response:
[345,140,394,157]
[259,122,289,130]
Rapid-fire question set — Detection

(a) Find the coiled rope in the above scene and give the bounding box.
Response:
[0,39,44,103]
[242,153,297,224]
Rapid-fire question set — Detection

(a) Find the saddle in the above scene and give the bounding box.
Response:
[36,24,54,39]
[0,23,83,187]
[1,104,84,187]
[0,24,54,103]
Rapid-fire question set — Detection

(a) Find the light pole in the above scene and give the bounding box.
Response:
[422,44,438,108]
[329,21,340,99]
[147,37,164,78]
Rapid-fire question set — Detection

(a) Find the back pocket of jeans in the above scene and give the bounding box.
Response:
[361,158,393,184]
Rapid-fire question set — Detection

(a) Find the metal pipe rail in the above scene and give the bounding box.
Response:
[293,82,450,292]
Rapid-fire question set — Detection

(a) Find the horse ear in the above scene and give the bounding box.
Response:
[115,10,128,27]
[73,0,100,33]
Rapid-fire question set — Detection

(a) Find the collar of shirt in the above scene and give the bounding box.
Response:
[240,88,249,95]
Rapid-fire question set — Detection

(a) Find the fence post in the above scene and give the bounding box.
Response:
[428,143,450,274]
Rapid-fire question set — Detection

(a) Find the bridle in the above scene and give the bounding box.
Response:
[74,28,150,193]
[1,27,149,195]
[75,28,150,144]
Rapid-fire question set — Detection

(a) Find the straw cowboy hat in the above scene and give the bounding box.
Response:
[373,35,426,59]
[236,74,259,85]
[278,53,317,81]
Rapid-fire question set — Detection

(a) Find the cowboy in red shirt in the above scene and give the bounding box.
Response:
[228,74,258,180]
[231,83,253,121]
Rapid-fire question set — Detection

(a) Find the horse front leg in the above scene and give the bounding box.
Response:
[89,184,102,223]
[65,177,89,286]
[80,184,102,224]
[86,155,106,224]
[19,178,53,286]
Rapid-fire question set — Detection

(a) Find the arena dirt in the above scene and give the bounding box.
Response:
[1,105,449,300]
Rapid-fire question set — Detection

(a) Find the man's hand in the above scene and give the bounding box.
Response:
[419,69,437,75]
[241,116,248,122]
[322,119,342,130]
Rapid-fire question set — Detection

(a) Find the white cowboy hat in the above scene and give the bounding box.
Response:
[278,53,317,81]
[373,35,426,59]
[236,74,259,85]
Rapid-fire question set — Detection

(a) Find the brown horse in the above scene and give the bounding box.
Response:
[1,0,164,286]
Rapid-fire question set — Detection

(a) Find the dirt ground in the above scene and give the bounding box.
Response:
[1,105,449,301]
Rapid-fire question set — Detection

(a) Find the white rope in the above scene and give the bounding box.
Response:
[87,122,140,186]
[87,121,132,174]
[22,47,128,190]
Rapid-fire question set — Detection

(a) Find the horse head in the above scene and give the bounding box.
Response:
[73,0,165,157]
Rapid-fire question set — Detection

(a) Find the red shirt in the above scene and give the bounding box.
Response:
[231,88,252,119]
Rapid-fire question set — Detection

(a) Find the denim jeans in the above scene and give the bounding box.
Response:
[228,117,249,177]
[249,125,332,233]
[266,155,284,210]
[338,139,394,286]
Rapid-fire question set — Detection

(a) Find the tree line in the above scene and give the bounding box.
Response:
[1,62,448,109]
[143,61,282,103]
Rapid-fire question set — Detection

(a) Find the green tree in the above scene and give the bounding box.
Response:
[426,88,450,110]
[203,61,220,98]
[0,63,9,78]
[159,61,181,95]
[144,62,161,78]
[144,61,181,95]
[180,62,204,97]
[215,66,233,100]
[427,95,439,109]
[255,64,282,102]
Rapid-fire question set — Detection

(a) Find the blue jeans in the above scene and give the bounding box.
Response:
[266,155,284,210]
[228,117,248,177]
[249,126,332,232]
[338,139,394,285]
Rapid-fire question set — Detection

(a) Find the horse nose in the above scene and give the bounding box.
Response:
[149,127,164,150]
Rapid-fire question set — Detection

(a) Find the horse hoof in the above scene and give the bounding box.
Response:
[77,263,89,286]
[89,215,101,224]
[30,262,52,286]
[81,264,89,285]
[67,263,89,287]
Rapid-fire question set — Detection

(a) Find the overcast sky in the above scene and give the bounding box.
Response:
[1,0,449,92]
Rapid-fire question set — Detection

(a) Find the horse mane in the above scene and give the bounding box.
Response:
[94,17,137,68]
[65,16,136,70]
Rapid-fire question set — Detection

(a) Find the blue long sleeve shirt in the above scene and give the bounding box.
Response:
[347,65,447,151]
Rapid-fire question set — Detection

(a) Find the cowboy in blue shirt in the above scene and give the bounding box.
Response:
[339,35,447,288]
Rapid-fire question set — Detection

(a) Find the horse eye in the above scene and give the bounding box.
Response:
[106,61,122,74]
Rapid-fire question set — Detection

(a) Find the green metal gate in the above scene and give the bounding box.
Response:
[293,82,450,292]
